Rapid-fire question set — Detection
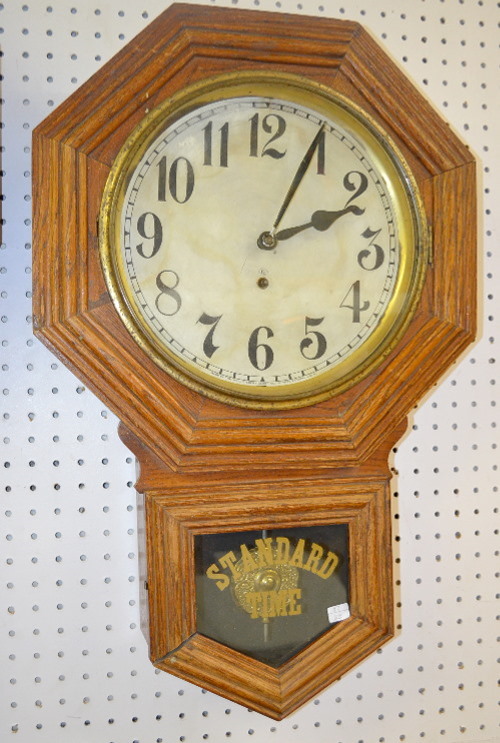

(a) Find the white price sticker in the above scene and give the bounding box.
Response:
[327,602,350,623]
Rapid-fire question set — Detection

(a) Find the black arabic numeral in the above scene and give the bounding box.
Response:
[157,156,167,202]
[343,170,368,209]
[249,113,258,157]
[249,112,286,159]
[248,326,274,370]
[300,317,327,360]
[156,155,195,203]
[169,157,194,203]
[155,270,182,316]
[136,212,163,258]
[358,227,385,271]
[316,128,326,175]
[203,121,229,167]
[197,313,222,358]
[340,280,370,323]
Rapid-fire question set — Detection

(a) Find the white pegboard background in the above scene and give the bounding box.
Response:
[0,1,498,742]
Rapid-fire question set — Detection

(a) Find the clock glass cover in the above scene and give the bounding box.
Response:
[100,73,427,408]
[195,524,349,666]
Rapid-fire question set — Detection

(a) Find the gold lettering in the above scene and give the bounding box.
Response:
[205,563,230,591]
[218,550,240,580]
[247,591,261,619]
[254,537,274,567]
[289,538,305,568]
[275,536,290,564]
[268,589,288,617]
[212,539,339,602]
[288,588,302,615]
[304,542,324,573]
[239,543,258,573]
[244,589,302,619]
[316,550,339,579]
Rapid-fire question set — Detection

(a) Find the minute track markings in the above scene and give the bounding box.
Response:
[117,88,405,395]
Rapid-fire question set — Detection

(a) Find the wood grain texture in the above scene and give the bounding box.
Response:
[119,423,397,716]
[33,3,476,476]
[129,424,394,718]
[31,3,477,717]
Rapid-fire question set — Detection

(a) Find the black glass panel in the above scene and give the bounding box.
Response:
[195,524,349,667]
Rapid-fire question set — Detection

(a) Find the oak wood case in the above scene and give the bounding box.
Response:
[32,3,476,718]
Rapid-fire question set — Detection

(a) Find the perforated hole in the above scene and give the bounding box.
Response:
[1,0,497,741]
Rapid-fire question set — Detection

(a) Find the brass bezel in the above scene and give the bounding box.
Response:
[99,71,429,410]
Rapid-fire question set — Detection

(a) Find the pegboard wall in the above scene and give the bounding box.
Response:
[1,0,498,742]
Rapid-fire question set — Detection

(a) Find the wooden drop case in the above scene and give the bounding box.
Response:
[32,4,476,718]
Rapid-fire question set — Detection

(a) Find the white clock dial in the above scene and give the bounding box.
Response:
[101,74,426,408]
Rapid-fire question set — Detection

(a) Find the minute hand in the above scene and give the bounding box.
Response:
[275,204,364,242]
[271,122,326,233]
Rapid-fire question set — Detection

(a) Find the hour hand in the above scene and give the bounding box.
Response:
[275,204,364,242]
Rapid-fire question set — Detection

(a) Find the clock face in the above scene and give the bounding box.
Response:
[100,73,427,408]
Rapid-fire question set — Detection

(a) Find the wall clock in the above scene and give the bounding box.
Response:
[32,3,476,719]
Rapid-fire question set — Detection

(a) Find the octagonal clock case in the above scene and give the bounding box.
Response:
[32,3,476,719]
